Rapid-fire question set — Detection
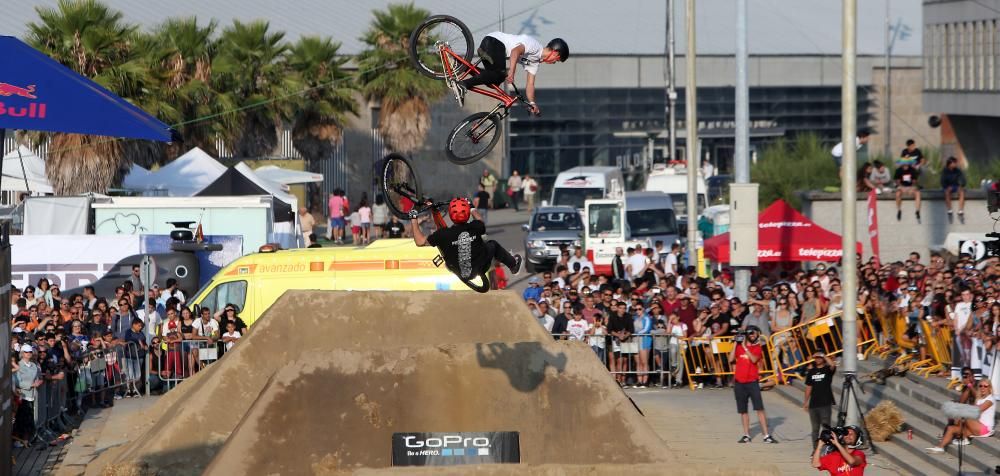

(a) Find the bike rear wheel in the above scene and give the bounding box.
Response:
[459,272,491,293]
[446,112,502,165]
[378,154,422,220]
[409,15,474,80]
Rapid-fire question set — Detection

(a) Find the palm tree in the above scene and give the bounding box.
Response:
[213,20,298,158]
[25,0,140,194]
[142,17,232,162]
[286,36,359,210]
[356,3,445,154]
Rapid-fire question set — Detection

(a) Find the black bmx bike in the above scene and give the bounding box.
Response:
[408,15,538,165]
[377,153,492,293]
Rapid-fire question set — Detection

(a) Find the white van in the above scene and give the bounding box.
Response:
[550,166,625,210]
[642,164,707,223]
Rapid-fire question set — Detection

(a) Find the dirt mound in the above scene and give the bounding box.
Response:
[200,343,670,475]
[97,291,551,475]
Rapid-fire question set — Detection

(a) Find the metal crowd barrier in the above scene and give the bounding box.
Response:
[681,335,776,390]
[31,378,71,444]
[910,320,952,377]
[75,341,142,396]
[765,309,879,385]
[550,332,683,388]
[158,339,219,391]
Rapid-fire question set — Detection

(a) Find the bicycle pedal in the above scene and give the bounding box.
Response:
[433,255,444,268]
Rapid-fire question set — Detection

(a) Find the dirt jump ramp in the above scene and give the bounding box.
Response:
[97,291,550,474]
[200,343,672,475]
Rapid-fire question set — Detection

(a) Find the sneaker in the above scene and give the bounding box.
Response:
[915,210,921,223]
[738,435,752,443]
[113,394,123,400]
[925,447,945,454]
[857,352,866,361]
[951,438,970,446]
[476,47,494,65]
[958,210,965,224]
[947,210,954,224]
[509,254,522,275]
[696,383,704,389]
[896,210,902,221]
[762,435,778,444]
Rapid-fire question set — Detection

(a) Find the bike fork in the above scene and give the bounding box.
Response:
[468,104,507,141]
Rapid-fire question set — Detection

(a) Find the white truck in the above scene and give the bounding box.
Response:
[583,192,679,276]
[550,166,625,210]
[642,163,707,225]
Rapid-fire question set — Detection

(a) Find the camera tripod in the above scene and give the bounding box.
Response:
[836,371,879,455]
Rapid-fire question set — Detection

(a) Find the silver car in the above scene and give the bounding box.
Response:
[522,206,584,273]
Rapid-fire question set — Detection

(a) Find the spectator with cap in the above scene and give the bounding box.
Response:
[523,277,543,302]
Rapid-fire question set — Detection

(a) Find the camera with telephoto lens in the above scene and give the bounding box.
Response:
[734,329,749,343]
[820,425,848,444]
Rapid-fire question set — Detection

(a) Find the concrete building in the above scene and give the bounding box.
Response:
[923,0,1000,165]
[3,0,931,205]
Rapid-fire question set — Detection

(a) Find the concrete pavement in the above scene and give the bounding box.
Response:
[627,388,907,475]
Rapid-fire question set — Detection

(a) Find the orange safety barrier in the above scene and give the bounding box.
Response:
[680,335,776,390]
[766,309,878,385]
[867,308,895,360]
[892,313,920,367]
[909,320,952,377]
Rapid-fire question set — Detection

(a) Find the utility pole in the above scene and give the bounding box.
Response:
[500,0,511,179]
[883,0,892,158]
[685,0,698,266]
[667,0,677,163]
[734,0,750,301]
[841,0,860,427]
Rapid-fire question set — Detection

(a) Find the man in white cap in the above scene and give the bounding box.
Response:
[13,345,42,445]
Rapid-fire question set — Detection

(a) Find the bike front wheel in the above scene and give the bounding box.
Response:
[409,15,474,80]
[378,153,422,220]
[446,112,502,165]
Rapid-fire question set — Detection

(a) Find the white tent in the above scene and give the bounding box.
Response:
[236,162,299,248]
[122,147,226,196]
[2,146,53,194]
[253,165,323,185]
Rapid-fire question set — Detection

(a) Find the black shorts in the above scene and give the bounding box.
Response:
[734,381,764,413]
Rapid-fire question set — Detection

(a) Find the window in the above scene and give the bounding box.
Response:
[197,280,247,314]
[531,212,583,231]
[588,203,622,238]
[553,187,604,209]
[627,208,678,237]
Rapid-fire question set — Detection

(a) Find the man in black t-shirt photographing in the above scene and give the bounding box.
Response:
[804,351,837,443]
[411,197,521,286]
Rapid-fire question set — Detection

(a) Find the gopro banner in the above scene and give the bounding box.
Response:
[391,431,520,466]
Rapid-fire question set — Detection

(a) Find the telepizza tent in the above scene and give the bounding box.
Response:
[703,199,862,263]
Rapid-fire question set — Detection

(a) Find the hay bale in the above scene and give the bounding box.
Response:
[864,401,905,442]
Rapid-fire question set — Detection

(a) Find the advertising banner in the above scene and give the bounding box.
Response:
[391,431,520,467]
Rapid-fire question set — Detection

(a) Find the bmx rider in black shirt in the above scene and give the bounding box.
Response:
[411,197,521,283]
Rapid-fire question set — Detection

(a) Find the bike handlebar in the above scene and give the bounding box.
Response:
[509,84,541,117]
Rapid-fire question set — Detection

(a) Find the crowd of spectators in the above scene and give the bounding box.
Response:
[8,268,244,446]
[521,241,1000,392]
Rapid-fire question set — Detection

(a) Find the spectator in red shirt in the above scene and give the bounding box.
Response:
[729,326,777,443]
[812,426,866,475]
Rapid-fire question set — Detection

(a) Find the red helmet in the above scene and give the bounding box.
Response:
[448,197,471,224]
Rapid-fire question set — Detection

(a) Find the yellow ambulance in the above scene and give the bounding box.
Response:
[187,238,467,326]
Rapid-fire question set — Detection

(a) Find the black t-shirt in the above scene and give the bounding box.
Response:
[552,313,570,337]
[709,313,732,336]
[805,366,836,408]
[608,312,635,335]
[427,220,489,279]
[900,147,923,164]
[387,221,405,238]
[474,191,490,209]
[894,166,919,187]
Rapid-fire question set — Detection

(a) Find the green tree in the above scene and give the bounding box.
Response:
[356,3,445,154]
[25,0,142,194]
[213,20,299,157]
[141,17,234,162]
[750,133,841,209]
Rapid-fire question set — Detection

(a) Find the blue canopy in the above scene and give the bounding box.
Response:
[0,36,175,142]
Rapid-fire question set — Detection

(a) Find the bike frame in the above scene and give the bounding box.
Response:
[437,42,518,110]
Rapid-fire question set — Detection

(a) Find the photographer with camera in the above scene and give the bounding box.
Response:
[804,351,837,443]
[729,325,777,443]
[812,425,866,475]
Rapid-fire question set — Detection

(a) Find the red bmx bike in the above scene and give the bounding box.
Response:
[377,153,492,292]
[408,15,537,165]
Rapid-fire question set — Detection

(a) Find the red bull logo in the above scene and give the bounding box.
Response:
[0,83,47,119]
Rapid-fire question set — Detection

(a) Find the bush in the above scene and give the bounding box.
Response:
[750,133,840,208]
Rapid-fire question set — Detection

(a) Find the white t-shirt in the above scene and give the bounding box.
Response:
[589,325,606,348]
[831,137,862,158]
[222,330,242,351]
[627,254,648,279]
[485,31,544,75]
[668,322,688,338]
[977,395,995,431]
[193,318,220,338]
[953,302,972,332]
[160,288,186,305]
[566,318,589,341]
[349,211,361,227]
[538,315,554,332]
[664,253,678,274]
[568,257,594,273]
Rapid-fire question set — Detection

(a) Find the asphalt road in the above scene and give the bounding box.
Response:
[482,208,535,295]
